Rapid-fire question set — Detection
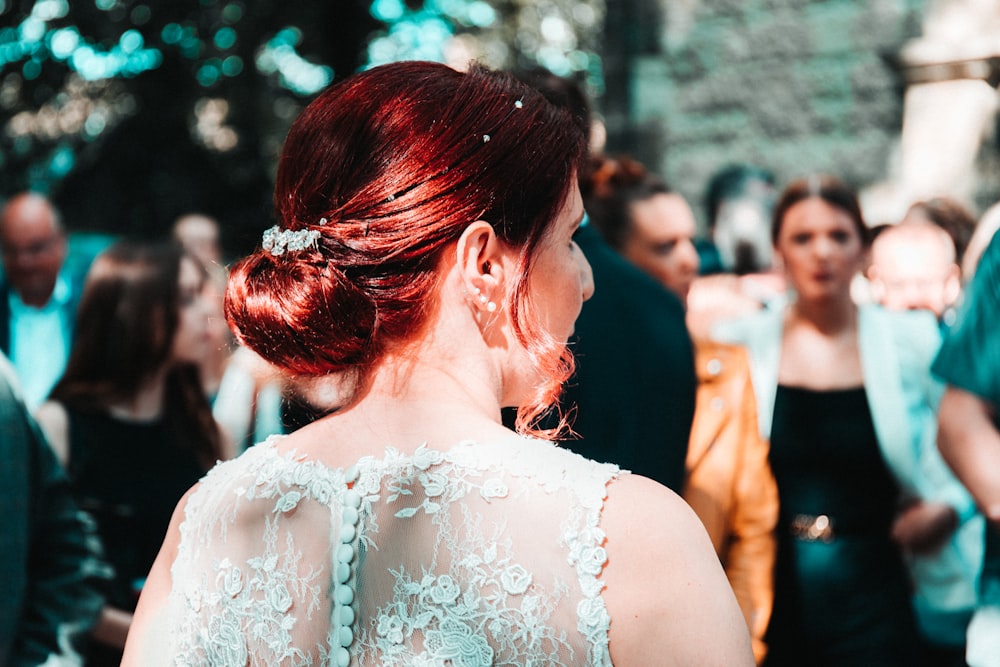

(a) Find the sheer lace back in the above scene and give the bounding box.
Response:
[165,436,621,666]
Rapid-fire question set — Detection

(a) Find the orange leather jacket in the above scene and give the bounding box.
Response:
[684,339,778,664]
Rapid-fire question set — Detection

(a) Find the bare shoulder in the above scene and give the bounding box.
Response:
[602,474,721,581]
[34,400,69,465]
[601,474,754,666]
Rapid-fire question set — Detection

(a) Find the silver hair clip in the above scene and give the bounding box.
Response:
[480,101,520,144]
[262,225,322,256]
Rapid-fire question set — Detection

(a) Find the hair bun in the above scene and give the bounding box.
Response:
[225,249,377,377]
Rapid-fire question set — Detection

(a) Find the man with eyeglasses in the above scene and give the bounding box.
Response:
[0,193,80,409]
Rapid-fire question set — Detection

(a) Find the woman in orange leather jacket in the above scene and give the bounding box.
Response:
[686,339,778,663]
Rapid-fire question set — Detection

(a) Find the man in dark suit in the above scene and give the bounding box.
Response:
[0,193,81,408]
[511,68,696,492]
[562,221,696,491]
[0,351,109,666]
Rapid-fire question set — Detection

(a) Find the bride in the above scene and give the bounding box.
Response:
[122,60,752,666]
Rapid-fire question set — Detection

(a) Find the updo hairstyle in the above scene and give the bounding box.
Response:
[225,61,587,432]
[771,174,868,246]
[580,154,671,251]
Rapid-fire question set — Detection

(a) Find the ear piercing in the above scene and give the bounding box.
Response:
[471,287,497,312]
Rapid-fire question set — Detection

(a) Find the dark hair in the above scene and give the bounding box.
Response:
[904,197,976,264]
[580,154,671,250]
[51,241,222,465]
[772,174,868,246]
[225,61,587,435]
[703,163,776,230]
[867,222,894,244]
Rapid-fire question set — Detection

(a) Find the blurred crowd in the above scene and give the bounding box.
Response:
[2,67,1000,667]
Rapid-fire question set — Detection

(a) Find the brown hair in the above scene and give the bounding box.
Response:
[772,174,868,246]
[51,241,222,465]
[904,197,977,264]
[581,154,671,250]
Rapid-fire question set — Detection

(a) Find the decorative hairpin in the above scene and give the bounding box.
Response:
[374,98,528,207]
[262,225,322,256]
[482,100,521,143]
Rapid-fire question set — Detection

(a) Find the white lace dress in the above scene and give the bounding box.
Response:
[160,435,622,666]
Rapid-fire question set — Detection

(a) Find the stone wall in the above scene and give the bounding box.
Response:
[601,0,1000,229]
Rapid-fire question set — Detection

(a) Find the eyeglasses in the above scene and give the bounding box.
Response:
[1,234,61,261]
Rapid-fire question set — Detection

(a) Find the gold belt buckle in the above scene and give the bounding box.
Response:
[790,514,834,542]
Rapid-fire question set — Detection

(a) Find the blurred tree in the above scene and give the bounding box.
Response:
[364,0,605,96]
[0,0,377,254]
[0,0,604,254]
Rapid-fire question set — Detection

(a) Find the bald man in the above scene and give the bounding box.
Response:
[867,220,963,326]
[0,193,80,408]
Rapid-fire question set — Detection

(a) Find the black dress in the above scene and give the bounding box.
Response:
[66,408,207,667]
[764,385,919,667]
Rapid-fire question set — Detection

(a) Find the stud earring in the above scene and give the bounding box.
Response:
[467,285,496,313]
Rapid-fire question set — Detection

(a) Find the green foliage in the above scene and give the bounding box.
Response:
[0,0,377,250]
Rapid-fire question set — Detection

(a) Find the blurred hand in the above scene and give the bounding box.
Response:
[891,500,958,555]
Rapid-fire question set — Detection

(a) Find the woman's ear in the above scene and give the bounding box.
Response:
[456,221,506,312]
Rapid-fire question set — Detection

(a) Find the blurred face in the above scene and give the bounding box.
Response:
[869,226,960,318]
[174,215,222,267]
[623,193,700,302]
[713,198,774,272]
[170,256,213,366]
[775,197,865,303]
[529,183,594,342]
[0,195,67,307]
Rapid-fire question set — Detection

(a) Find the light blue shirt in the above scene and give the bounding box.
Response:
[9,273,72,409]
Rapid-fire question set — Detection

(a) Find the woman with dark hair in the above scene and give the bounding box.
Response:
[714,175,981,666]
[36,240,226,665]
[122,62,753,666]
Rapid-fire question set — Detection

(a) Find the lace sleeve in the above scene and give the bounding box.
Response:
[165,444,348,666]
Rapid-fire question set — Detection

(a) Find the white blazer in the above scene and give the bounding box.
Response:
[714,302,983,646]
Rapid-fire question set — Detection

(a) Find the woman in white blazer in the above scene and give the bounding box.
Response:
[713,174,982,667]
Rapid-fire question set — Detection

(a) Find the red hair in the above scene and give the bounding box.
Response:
[225,61,586,436]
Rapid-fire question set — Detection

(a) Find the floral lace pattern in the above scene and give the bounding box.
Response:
[166,437,620,666]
